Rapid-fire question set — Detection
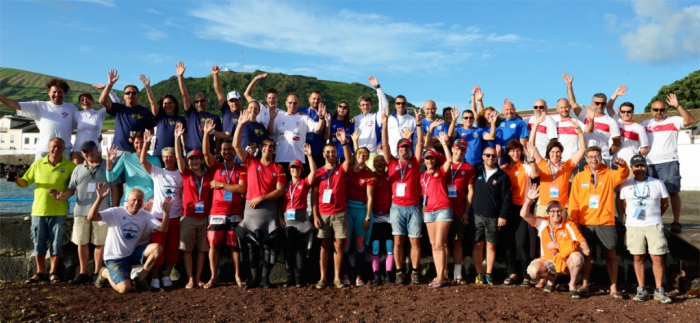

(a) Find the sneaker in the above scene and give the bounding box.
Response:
[410,271,421,284]
[395,271,405,285]
[151,278,161,289]
[333,279,345,289]
[315,280,328,290]
[162,276,173,287]
[654,289,672,304]
[69,274,90,285]
[484,274,494,286]
[633,288,650,302]
[475,273,484,285]
[94,267,108,289]
[341,277,351,286]
[373,273,382,286]
[134,278,151,292]
[356,278,365,286]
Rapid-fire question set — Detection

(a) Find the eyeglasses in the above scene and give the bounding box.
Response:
[194,99,206,104]
[547,210,563,214]
[593,102,607,106]
[483,154,497,158]
[533,105,546,110]
[652,108,666,112]
[395,102,407,106]
[337,105,348,109]
[586,155,602,160]
[463,116,474,120]
[619,110,633,114]
[124,92,138,96]
[356,151,368,157]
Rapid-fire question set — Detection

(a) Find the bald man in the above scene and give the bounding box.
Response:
[527,99,558,157]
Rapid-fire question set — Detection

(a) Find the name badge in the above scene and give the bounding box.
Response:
[396,183,406,197]
[447,184,457,198]
[589,194,600,209]
[223,190,233,201]
[549,186,559,198]
[210,215,225,225]
[285,209,296,220]
[87,182,96,193]
[195,201,205,213]
[228,215,241,223]
[632,208,644,219]
[322,189,333,204]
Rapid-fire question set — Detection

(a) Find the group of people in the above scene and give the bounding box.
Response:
[0,66,693,303]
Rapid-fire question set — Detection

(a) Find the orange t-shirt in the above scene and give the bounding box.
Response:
[533,216,586,274]
[502,161,533,206]
[536,159,576,207]
[569,164,629,226]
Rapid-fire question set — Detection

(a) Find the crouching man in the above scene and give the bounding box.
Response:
[89,182,171,293]
[520,184,590,298]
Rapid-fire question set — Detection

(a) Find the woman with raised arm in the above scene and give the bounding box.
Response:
[329,101,355,164]
[232,107,286,289]
[500,140,540,286]
[71,92,109,164]
[105,133,162,204]
[140,74,186,165]
[280,143,315,288]
[139,129,183,289]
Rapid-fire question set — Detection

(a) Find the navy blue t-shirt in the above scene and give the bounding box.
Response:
[184,106,222,154]
[220,102,241,137]
[330,119,355,158]
[297,107,325,155]
[234,121,269,164]
[153,114,186,157]
[108,103,156,151]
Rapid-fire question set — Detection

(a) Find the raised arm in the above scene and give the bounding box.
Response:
[336,128,353,172]
[524,142,540,178]
[413,108,424,163]
[99,69,119,111]
[0,93,21,110]
[606,85,627,117]
[667,93,696,127]
[174,123,186,173]
[88,182,110,222]
[267,106,278,137]
[439,132,452,172]
[139,74,158,116]
[582,106,595,134]
[211,66,226,107]
[92,84,120,104]
[520,184,539,226]
[482,112,497,140]
[350,129,360,152]
[175,62,191,110]
[156,196,173,232]
[370,76,389,116]
[314,103,327,134]
[529,113,546,162]
[244,73,267,103]
[303,144,316,186]
[380,110,392,161]
[447,107,459,139]
[323,113,331,140]
[473,85,485,113]
[232,109,250,163]
[202,119,217,168]
[140,130,154,174]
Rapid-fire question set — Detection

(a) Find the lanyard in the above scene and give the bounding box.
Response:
[450,161,463,185]
[85,159,102,180]
[289,179,301,204]
[591,172,597,194]
[223,162,234,184]
[634,179,648,200]
[325,165,336,187]
[548,160,560,183]
[547,224,557,243]
[193,173,204,200]
[398,160,409,182]
[421,172,432,190]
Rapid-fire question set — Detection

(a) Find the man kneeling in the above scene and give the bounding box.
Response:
[520,184,590,298]
[88,183,171,293]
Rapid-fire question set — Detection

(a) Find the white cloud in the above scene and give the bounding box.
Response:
[620,0,700,63]
[604,13,617,32]
[72,0,115,7]
[146,8,161,15]
[142,25,167,41]
[188,1,527,73]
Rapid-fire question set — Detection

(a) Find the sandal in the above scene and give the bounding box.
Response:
[236,280,244,288]
[535,279,546,288]
[611,292,625,299]
[49,272,61,284]
[670,222,682,234]
[197,281,205,288]
[429,281,448,289]
[570,290,582,299]
[24,273,46,284]
[521,279,531,287]
[543,283,556,293]
[185,281,195,289]
[203,281,216,289]
[455,276,467,285]
[503,275,517,285]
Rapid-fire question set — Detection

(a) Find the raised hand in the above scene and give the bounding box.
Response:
[317,103,327,118]
[350,129,360,142]
[666,93,679,107]
[176,61,186,77]
[335,127,347,143]
[614,84,628,98]
[203,118,215,134]
[526,183,540,201]
[368,75,380,88]
[585,106,595,120]
[401,127,414,139]
[488,111,498,125]
[106,144,118,162]
[450,107,459,122]
[535,112,547,124]
[525,141,536,161]
[429,119,444,131]
[239,109,250,125]
[269,106,278,119]
[474,86,484,101]
[92,83,106,90]
[324,111,331,124]
[107,69,119,85]
[438,131,449,145]
[96,182,110,199]
[143,130,154,147]
[504,98,511,105]
[413,108,422,123]
[471,85,478,95]
[302,143,312,156]
[162,196,174,213]
[139,74,150,87]
[254,73,268,81]
[175,122,186,137]
[614,157,627,167]
[569,117,581,130]
[562,73,574,85]
[211,65,221,75]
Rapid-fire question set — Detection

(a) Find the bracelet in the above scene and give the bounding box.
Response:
[364,218,370,222]
[342,143,348,146]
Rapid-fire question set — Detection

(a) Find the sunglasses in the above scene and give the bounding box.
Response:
[652,108,666,112]
[483,154,497,158]
[124,92,138,96]
[619,110,633,114]
[356,151,368,156]
[463,116,474,120]
[395,102,407,106]
[194,99,206,104]
[533,105,546,110]
[593,102,607,106]
[337,105,349,109]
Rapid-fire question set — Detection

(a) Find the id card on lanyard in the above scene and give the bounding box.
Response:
[287,180,301,220]
[448,162,463,198]
[322,165,336,204]
[421,172,431,206]
[194,174,205,213]
[86,160,101,193]
[548,161,560,198]
[223,162,234,201]
[589,172,599,209]
[396,160,408,197]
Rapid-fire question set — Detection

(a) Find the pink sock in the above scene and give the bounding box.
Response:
[386,255,395,272]
[371,255,380,272]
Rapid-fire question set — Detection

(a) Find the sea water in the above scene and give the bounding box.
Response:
[0,180,76,214]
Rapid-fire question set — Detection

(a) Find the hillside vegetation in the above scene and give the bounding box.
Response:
[645,70,700,112]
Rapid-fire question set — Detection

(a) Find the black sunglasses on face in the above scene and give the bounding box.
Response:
[593,102,606,106]
[652,108,666,112]
[395,102,407,106]
[533,105,546,110]
[125,92,138,96]
[620,110,633,114]
[194,99,206,103]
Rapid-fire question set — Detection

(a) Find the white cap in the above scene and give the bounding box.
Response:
[227,91,241,100]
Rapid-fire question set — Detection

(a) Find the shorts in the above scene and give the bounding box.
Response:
[468,214,499,244]
[207,215,241,247]
[369,222,393,243]
[530,258,556,275]
[423,207,452,223]
[448,216,465,241]
[71,216,108,246]
[648,161,681,194]
[151,217,180,266]
[316,211,349,239]
[390,204,423,238]
[580,225,617,251]
[30,216,67,256]
[104,243,147,285]
[179,216,209,252]
[625,224,669,255]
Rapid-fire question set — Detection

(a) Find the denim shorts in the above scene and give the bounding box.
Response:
[104,244,148,285]
[30,216,67,256]
[390,204,423,238]
[423,207,452,223]
[648,161,681,194]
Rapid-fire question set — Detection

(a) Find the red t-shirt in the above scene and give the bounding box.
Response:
[244,156,286,201]
[421,167,451,212]
[373,171,392,213]
[346,168,375,203]
[447,161,475,216]
[314,165,348,215]
[210,160,247,215]
[283,178,312,210]
[388,158,421,207]
[180,167,215,218]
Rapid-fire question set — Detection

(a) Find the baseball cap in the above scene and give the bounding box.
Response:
[186,150,203,159]
[397,138,411,148]
[630,154,647,167]
[80,140,98,151]
[290,159,304,168]
[423,150,439,159]
[453,138,467,149]
[227,91,241,101]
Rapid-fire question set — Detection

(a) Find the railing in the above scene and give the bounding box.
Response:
[0,127,7,133]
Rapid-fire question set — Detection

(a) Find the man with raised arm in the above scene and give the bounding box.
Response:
[244,73,283,128]
[212,65,242,140]
[527,99,558,157]
[311,127,353,289]
[372,76,415,159]
[448,106,497,166]
[604,85,649,165]
[0,78,77,159]
[641,93,695,233]
[175,61,224,154]
[553,95,582,162]
[354,76,390,165]
[91,183,172,293]
[381,108,425,285]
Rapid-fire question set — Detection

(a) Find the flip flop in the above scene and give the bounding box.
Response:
[429,281,448,289]
[197,281,205,288]
[570,290,582,299]
[535,279,546,288]
[185,281,195,289]
[503,275,517,285]
[236,280,244,288]
[543,283,556,293]
[203,281,216,289]
[24,273,46,284]
[521,279,531,287]
[611,292,625,299]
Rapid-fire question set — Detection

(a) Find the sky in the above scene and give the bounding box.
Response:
[1,0,699,114]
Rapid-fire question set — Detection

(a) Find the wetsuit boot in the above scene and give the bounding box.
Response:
[245,244,261,289]
[262,245,272,289]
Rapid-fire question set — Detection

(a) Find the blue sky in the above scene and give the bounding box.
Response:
[1,0,698,113]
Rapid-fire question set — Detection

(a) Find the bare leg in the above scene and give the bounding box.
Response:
[567,252,584,291]
[139,244,163,281]
[49,255,60,277]
[393,235,405,270]
[409,237,422,270]
[633,254,646,287]
[603,249,619,294]
[485,242,496,274]
[231,246,241,283]
[208,245,220,284]
[580,254,591,291]
[319,238,331,282]
[650,254,664,289]
[183,251,194,284]
[77,244,90,275]
[94,245,105,275]
[196,251,207,284]
[472,241,484,274]
[333,238,345,281]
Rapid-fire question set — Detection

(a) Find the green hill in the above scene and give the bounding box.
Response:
[645,70,700,112]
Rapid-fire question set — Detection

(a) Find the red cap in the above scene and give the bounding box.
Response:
[186,150,203,159]
[397,138,411,148]
[453,138,467,149]
[423,150,439,159]
[289,159,304,168]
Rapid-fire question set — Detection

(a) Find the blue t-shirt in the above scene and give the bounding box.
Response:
[184,106,222,154]
[108,103,156,152]
[454,126,487,165]
[484,126,499,149]
[421,118,447,154]
[234,121,270,164]
[496,118,528,146]
[297,107,325,155]
[330,119,355,158]
[220,102,241,136]
[153,114,186,157]
[106,153,162,202]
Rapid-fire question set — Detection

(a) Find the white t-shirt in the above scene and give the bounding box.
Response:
[578,113,620,160]
[18,101,77,152]
[150,166,183,219]
[353,88,389,153]
[272,113,318,163]
[255,102,283,129]
[620,177,669,227]
[641,116,685,164]
[553,116,580,162]
[612,115,649,165]
[386,113,417,158]
[100,206,160,261]
[73,108,108,152]
[527,115,558,158]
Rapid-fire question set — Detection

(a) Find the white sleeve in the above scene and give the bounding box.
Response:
[377,88,389,118]
[303,116,318,132]
[619,182,630,200]
[99,108,109,122]
[608,117,620,137]
[657,180,669,199]
[545,116,558,140]
[147,214,161,231]
[637,125,649,148]
[99,207,117,226]
[17,101,41,119]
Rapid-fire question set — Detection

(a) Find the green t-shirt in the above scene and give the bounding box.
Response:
[22,156,76,216]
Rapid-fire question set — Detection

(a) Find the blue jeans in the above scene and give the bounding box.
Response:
[104,244,148,284]
[390,204,423,238]
[30,216,67,256]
